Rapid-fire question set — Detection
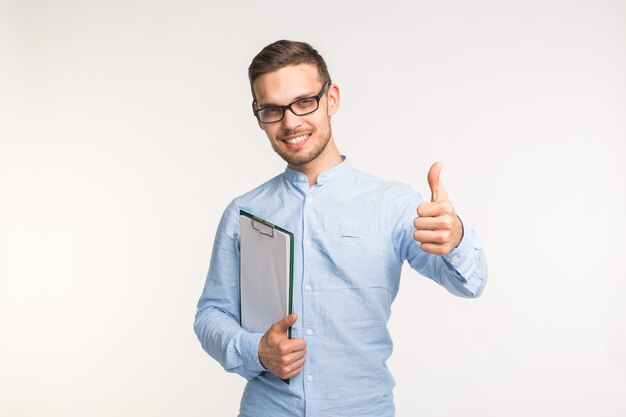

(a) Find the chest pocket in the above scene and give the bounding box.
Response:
[324,203,379,240]
[320,203,390,291]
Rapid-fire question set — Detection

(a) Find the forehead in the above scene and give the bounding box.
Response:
[253,64,322,106]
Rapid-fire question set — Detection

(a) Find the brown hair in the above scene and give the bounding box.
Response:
[248,40,332,100]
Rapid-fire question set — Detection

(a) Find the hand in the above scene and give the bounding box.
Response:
[413,162,463,255]
[258,313,307,379]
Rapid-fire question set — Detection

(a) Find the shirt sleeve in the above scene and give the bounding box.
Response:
[390,184,487,298]
[194,200,266,380]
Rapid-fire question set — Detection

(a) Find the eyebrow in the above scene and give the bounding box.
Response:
[257,90,318,108]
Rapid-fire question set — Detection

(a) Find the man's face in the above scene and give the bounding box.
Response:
[252,64,339,168]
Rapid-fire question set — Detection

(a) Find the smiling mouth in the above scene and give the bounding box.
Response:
[282,134,310,145]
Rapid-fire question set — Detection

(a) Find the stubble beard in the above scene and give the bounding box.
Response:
[272,123,332,167]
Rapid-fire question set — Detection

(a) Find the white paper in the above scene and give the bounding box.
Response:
[240,214,291,334]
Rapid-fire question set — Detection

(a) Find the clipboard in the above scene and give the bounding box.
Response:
[239,210,294,382]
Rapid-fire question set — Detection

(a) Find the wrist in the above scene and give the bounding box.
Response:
[453,215,464,249]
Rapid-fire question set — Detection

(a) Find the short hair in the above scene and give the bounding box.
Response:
[248,40,332,100]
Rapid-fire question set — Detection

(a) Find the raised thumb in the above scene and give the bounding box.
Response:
[427,162,448,202]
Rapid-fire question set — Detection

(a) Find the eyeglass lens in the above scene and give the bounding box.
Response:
[258,97,319,123]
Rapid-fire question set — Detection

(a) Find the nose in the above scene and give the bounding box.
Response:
[281,107,302,131]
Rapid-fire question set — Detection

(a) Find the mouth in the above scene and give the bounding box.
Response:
[281,133,311,147]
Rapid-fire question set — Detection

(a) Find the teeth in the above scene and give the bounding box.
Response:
[285,134,309,144]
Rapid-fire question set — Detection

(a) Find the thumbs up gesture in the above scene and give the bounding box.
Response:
[413,162,464,255]
[258,313,307,379]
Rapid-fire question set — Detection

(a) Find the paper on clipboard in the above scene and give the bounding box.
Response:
[239,211,294,335]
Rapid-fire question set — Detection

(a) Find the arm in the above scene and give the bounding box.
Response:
[391,165,487,297]
[193,201,266,380]
[407,221,487,298]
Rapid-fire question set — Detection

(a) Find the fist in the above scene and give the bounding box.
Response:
[258,313,307,379]
[413,162,463,255]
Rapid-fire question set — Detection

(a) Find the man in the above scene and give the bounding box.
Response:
[194,40,487,417]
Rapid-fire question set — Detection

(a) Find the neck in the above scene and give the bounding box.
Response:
[288,138,342,187]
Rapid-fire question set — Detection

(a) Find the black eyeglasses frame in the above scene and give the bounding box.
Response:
[252,82,330,124]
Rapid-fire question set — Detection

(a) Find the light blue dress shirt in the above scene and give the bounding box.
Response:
[194,157,487,417]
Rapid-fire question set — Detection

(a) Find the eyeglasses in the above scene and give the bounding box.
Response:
[253,82,330,124]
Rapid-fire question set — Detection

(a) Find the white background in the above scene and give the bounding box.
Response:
[1,1,625,416]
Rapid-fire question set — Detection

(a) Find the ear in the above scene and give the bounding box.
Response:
[327,84,340,116]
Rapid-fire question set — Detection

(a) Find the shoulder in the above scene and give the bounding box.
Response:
[231,173,285,208]
[349,166,419,199]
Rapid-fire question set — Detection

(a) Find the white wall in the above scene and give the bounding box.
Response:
[1,1,624,416]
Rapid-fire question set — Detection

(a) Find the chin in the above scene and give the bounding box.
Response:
[280,152,316,166]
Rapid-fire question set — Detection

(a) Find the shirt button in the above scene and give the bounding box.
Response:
[300,175,306,181]
[306,328,313,336]
[304,240,311,247]
[306,374,314,382]
[451,256,459,263]
[305,285,312,292]
[307,198,314,203]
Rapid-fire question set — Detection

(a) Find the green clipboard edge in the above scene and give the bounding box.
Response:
[239,210,294,384]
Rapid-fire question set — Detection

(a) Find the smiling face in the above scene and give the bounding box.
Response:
[252,64,340,171]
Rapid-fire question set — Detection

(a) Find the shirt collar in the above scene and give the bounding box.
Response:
[284,155,351,185]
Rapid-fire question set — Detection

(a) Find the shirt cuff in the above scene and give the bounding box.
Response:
[443,227,482,278]
[241,331,266,373]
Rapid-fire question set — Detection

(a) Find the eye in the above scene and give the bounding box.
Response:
[294,98,316,109]
[261,107,281,116]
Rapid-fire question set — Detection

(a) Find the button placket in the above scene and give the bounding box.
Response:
[301,193,313,390]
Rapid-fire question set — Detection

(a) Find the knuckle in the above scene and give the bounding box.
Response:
[439,217,452,229]
[442,202,454,214]
[278,343,289,355]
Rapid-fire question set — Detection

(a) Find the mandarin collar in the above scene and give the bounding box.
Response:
[284,155,351,185]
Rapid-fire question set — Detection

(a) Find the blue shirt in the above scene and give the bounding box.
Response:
[194,157,487,417]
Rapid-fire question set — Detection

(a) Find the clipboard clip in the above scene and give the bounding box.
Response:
[251,216,275,238]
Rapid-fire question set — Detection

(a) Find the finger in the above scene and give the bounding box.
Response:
[272,313,297,332]
[280,338,307,353]
[282,364,304,379]
[427,162,449,203]
[413,230,450,244]
[414,216,453,231]
[419,242,450,256]
[281,350,307,367]
[281,356,306,376]
[417,201,454,217]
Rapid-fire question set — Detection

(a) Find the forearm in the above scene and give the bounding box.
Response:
[194,304,265,380]
[194,200,266,380]
[411,227,487,298]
